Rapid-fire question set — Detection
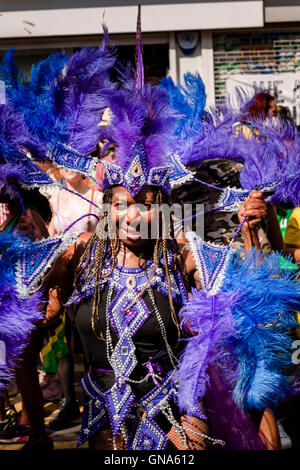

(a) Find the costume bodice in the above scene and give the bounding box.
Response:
[66,240,189,448]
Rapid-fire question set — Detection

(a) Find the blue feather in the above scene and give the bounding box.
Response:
[223,250,300,412]
[160,72,206,140]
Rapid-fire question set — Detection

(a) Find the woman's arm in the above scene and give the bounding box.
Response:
[284,243,300,265]
[176,190,267,285]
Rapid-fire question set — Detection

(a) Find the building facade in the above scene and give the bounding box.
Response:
[1,1,300,113]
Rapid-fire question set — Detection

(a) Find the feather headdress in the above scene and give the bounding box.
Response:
[187,89,300,207]
[100,8,179,197]
[159,72,206,140]
[0,101,57,201]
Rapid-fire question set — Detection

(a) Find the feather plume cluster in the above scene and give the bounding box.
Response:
[51,28,116,155]
[177,248,300,415]
[176,288,238,416]
[0,27,116,161]
[159,72,206,140]
[100,80,179,169]
[0,49,68,158]
[0,233,43,391]
[161,80,300,206]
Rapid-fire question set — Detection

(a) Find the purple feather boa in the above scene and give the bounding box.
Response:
[0,232,44,392]
[176,289,238,416]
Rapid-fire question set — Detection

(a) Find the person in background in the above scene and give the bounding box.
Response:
[48,169,103,237]
[0,187,53,450]
[242,91,277,123]
[274,206,300,450]
[284,207,300,266]
[45,169,103,431]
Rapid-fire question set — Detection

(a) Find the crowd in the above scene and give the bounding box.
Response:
[0,17,300,453]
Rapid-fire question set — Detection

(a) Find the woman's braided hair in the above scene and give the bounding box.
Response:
[73,187,190,340]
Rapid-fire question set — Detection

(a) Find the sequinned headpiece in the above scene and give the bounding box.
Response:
[102,135,174,197]
[0,101,56,200]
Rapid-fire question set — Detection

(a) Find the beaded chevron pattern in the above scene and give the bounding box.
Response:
[2,147,59,190]
[101,252,186,440]
[168,153,195,189]
[67,245,188,306]
[71,242,187,449]
[185,231,232,296]
[102,142,173,198]
[78,369,178,450]
[15,233,78,299]
[214,178,283,213]
[214,186,252,212]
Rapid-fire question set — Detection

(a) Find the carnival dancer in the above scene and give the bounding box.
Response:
[2,10,300,451]
[34,32,299,448]
[0,99,59,448]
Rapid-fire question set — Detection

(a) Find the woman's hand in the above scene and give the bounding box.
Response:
[238,190,267,232]
[238,190,267,251]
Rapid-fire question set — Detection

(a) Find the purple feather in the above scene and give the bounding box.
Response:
[134,5,144,90]
[271,172,300,207]
[52,27,116,154]
[0,284,42,390]
[0,233,44,391]
[101,82,179,170]
[0,163,24,199]
[176,288,238,416]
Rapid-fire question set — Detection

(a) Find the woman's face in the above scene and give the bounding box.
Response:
[110,186,157,249]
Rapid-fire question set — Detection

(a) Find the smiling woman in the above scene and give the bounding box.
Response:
[38,69,274,449]
[3,17,298,451]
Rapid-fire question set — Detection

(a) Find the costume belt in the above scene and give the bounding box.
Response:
[78,369,177,450]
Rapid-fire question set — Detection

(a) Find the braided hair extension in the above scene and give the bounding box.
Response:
[122,189,183,339]
[73,189,115,339]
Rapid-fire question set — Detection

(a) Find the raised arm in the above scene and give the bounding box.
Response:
[176,190,267,285]
[237,190,267,252]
